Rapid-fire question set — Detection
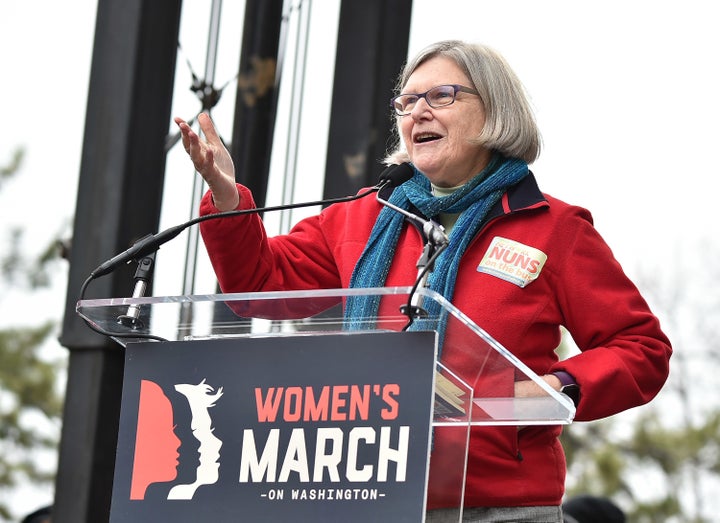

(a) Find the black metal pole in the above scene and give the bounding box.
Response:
[229,0,285,209]
[55,0,182,520]
[323,0,413,198]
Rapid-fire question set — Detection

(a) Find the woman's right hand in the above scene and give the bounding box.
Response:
[174,112,239,211]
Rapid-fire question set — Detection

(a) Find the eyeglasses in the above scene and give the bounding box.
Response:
[390,84,479,116]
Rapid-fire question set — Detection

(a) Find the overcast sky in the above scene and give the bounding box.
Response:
[3,0,718,303]
[1,0,718,518]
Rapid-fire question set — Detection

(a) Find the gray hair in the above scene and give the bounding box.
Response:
[384,40,542,165]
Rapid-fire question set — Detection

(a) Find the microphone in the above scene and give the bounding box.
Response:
[378,161,414,186]
[88,167,407,280]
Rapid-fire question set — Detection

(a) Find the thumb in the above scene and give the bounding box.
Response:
[198,112,222,144]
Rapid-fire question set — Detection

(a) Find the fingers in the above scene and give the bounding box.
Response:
[174,116,195,153]
[174,118,211,174]
[173,114,239,211]
[174,114,217,158]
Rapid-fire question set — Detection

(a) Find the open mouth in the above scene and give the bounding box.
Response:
[413,132,442,144]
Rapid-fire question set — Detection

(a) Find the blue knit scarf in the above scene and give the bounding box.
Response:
[345,155,529,340]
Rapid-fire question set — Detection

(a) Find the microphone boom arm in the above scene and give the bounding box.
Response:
[375,190,449,322]
[89,184,385,280]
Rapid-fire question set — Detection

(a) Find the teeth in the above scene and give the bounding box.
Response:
[415,133,440,143]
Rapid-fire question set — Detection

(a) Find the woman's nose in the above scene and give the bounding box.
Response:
[410,97,432,120]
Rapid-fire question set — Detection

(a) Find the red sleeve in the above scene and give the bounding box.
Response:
[198,184,342,293]
[550,210,672,421]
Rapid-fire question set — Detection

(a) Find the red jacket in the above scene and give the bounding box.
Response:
[199,174,671,508]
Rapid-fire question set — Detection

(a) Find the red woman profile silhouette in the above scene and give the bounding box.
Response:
[130,380,181,500]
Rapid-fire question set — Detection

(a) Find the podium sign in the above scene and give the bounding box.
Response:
[78,286,575,522]
[110,331,437,523]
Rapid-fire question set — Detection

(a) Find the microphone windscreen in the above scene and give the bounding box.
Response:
[379,163,413,187]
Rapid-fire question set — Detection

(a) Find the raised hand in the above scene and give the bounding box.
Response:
[174,112,239,211]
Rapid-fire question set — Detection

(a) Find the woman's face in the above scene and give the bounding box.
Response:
[399,56,491,187]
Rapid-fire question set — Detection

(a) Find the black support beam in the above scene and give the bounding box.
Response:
[55,1,182,521]
[323,0,413,197]
[230,0,284,209]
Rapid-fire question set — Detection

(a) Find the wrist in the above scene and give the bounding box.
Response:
[552,371,580,406]
[211,189,240,211]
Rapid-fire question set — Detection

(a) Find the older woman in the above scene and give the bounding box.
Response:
[176,40,671,522]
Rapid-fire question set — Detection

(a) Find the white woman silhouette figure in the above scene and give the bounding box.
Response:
[168,379,224,500]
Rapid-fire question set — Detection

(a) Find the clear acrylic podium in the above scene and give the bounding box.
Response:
[77,286,575,522]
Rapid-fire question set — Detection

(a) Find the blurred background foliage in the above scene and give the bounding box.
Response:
[0,148,66,521]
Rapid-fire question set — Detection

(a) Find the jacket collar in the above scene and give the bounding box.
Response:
[395,170,548,222]
[486,170,548,221]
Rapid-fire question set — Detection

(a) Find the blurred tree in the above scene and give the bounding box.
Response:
[561,251,720,523]
[0,148,66,521]
[563,409,720,522]
[0,148,23,188]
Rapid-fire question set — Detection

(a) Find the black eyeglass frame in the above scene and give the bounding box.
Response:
[389,84,479,116]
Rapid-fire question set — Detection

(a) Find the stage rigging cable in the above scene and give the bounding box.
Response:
[162,0,311,334]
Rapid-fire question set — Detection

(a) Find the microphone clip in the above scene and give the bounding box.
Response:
[117,253,155,329]
[400,225,447,320]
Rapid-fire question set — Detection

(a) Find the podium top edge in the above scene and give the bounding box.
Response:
[76,286,422,308]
